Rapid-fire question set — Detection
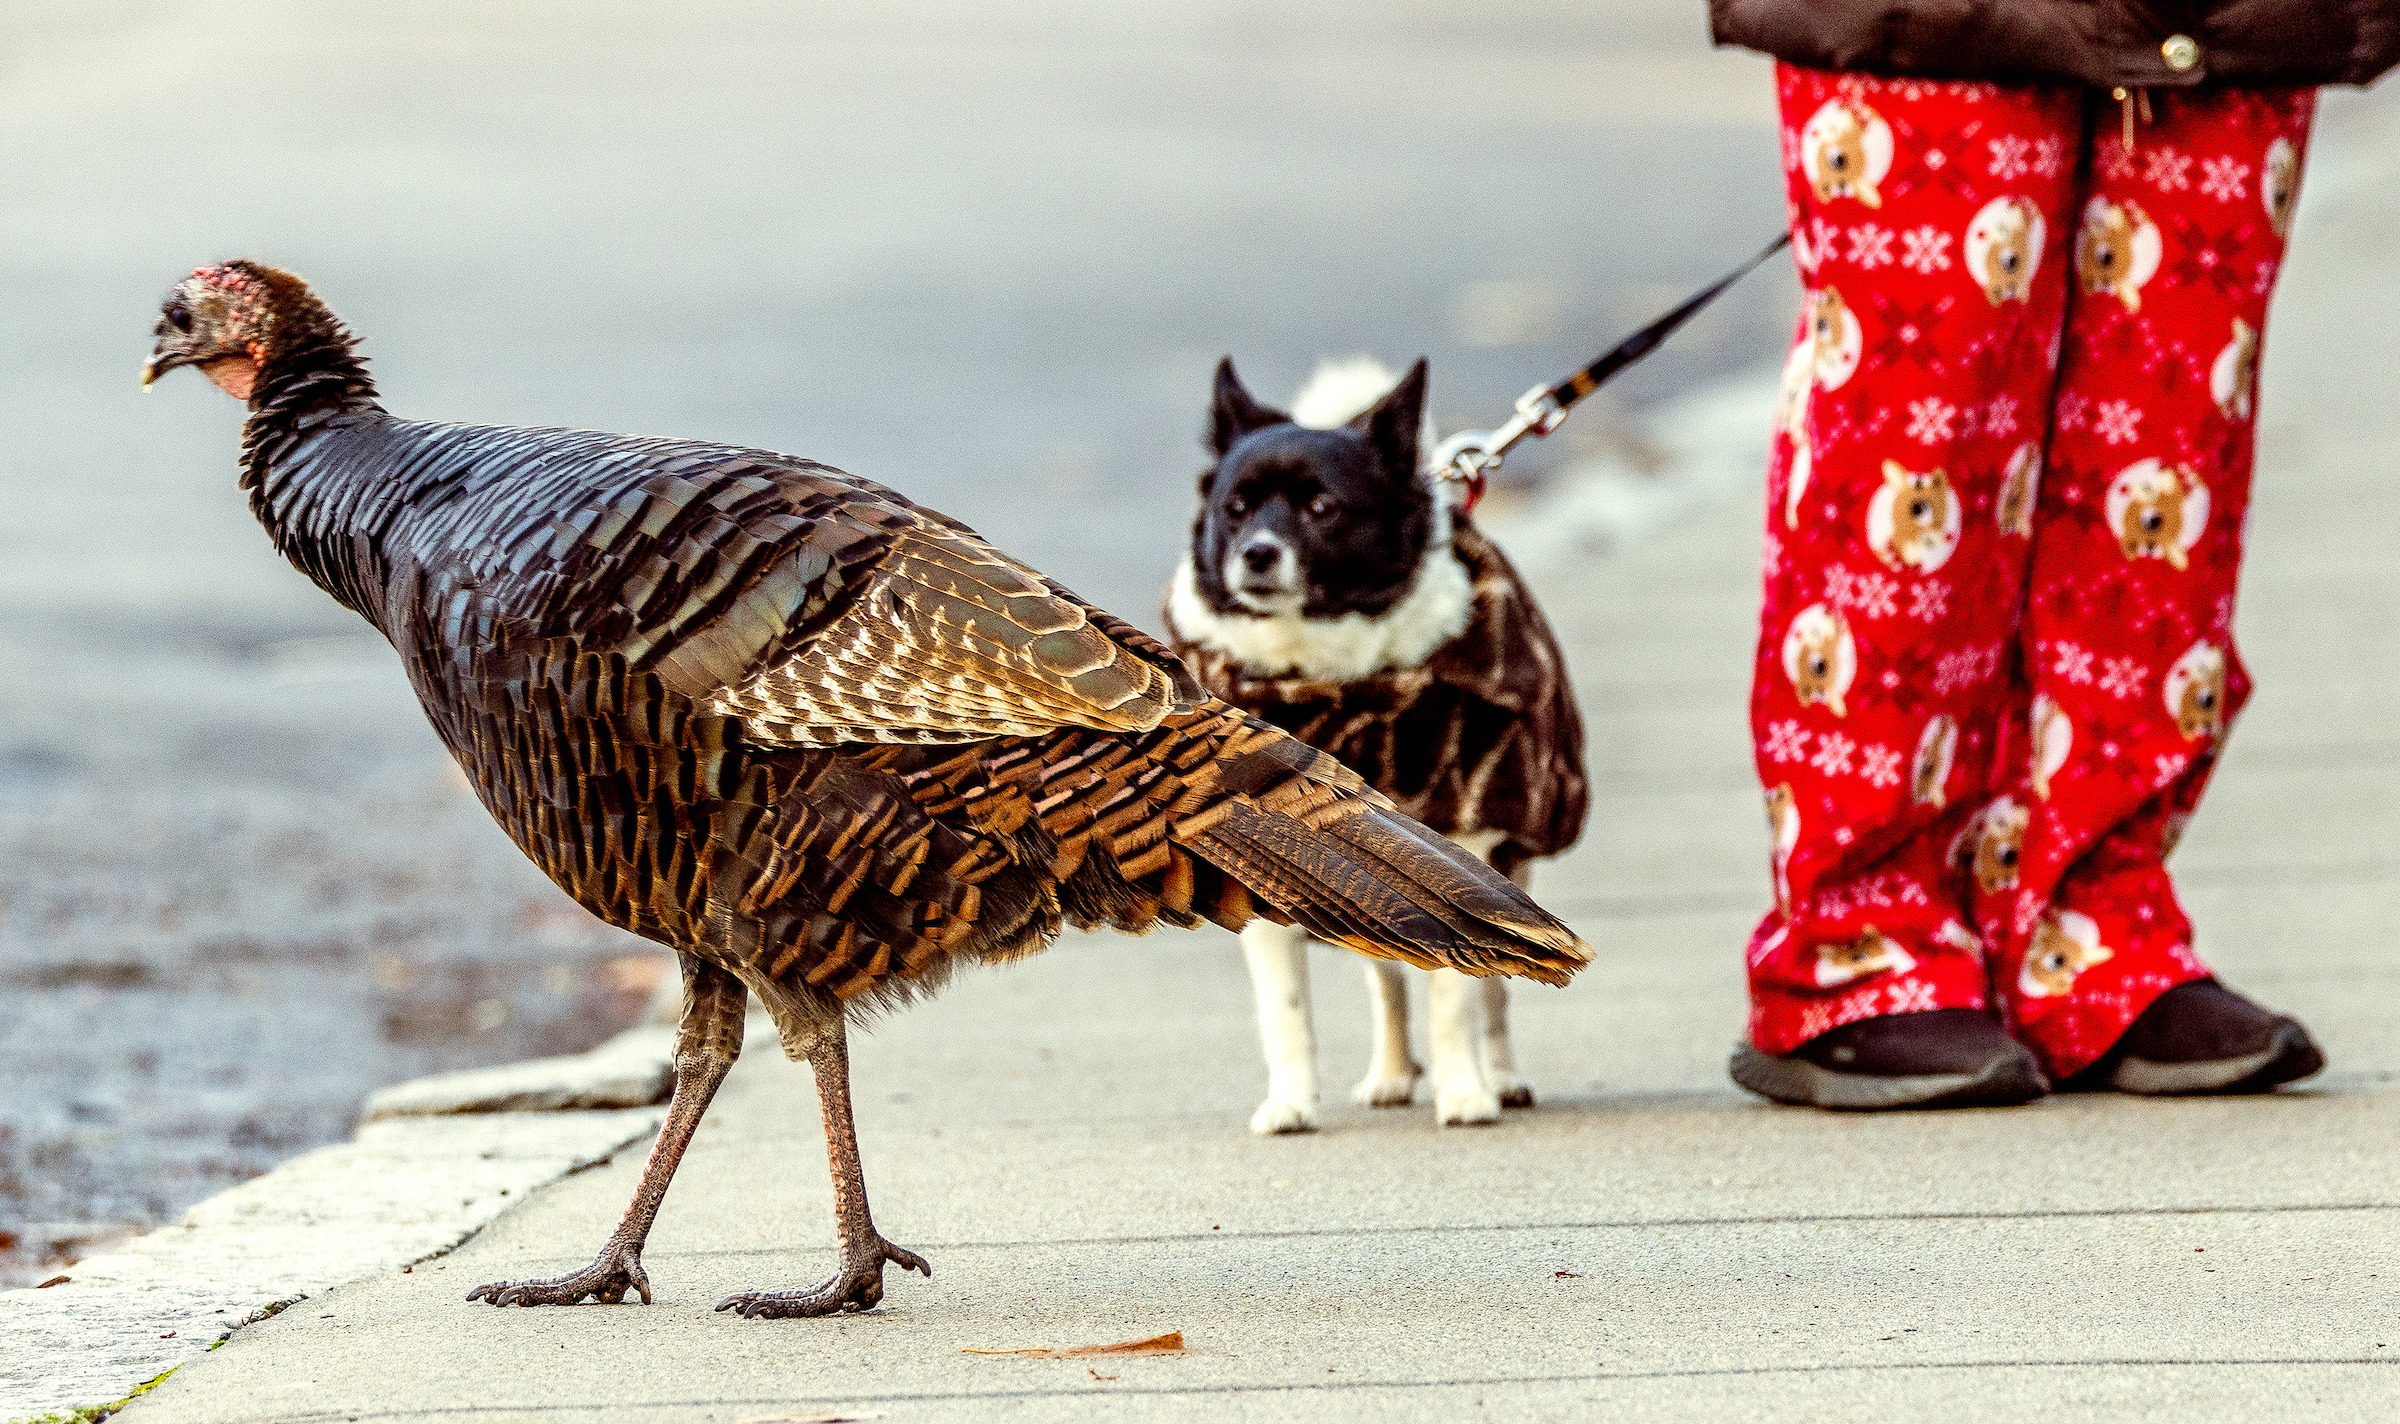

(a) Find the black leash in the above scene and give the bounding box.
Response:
[1432,232,1793,504]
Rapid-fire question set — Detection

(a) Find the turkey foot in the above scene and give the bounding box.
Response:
[467,1238,649,1306]
[717,1238,931,1319]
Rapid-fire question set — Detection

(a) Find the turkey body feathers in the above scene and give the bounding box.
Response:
[245,404,1587,1048]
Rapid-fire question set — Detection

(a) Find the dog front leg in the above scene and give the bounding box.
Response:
[1241,920,1318,1134]
[1351,960,1421,1107]
[1427,968,1501,1127]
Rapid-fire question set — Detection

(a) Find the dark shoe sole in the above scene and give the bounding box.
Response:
[2106,1020,2326,1096]
[1728,1042,2050,1111]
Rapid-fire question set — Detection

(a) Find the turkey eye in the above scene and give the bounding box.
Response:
[166,305,192,333]
[1305,495,1335,519]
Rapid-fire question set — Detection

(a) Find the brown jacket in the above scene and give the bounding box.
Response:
[1709,1,2400,89]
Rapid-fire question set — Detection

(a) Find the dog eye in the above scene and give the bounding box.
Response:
[1305,495,1335,519]
[1225,495,1249,516]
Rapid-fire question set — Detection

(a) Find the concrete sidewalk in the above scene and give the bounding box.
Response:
[81,71,2400,1424]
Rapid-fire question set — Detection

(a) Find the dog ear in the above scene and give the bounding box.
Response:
[1354,357,1428,477]
[1208,358,1287,456]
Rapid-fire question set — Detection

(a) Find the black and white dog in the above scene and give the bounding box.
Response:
[1165,357,1588,1132]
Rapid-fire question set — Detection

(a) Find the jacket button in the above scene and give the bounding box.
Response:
[2161,34,2201,71]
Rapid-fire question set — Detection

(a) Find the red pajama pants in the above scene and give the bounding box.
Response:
[1748,65,2316,1077]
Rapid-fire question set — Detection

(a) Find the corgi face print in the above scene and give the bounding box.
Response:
[1911,714,1957,807]
[1964,795,2027,894]
[2164,642,2228,741]
[2211,318,2259,423]
[1799,100,1893,209]
[1781,604,1856,717]
[2105,459,2210,570]
[1867,460,1962,572]
[1996,442,2042,537]
[1765,783,1800,912]
[2018,910,2114,998]
[1965,197,2045,305]
[2160,811,2191,858]
[2074,196,2162,312]
[1808,287,1863,390]
[2264,136,2301,239]
[2029,693,2072,801]
[1814,926,1917,988]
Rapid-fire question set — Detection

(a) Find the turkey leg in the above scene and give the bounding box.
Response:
[716,1014,929,1318]
[468,952,745,1306]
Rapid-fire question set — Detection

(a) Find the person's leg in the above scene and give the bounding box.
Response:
[1739,64,2080,1105]
[1988,87,2324,1091]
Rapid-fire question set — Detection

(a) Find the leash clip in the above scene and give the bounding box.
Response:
[1430,382,1560,487]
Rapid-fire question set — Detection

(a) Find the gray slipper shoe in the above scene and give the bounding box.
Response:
[1731,1007,2050,1111]
[2063,979,2325,1095]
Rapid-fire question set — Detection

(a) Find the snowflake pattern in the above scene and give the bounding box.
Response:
[1933,644,2003,695]
[2199,154,2251,202]
[1764,719,1812,763]
[1905,396,1959,443]
[2098,657,2148,699]
[1900,225,1955,274]
[2049,640,2096,685]
[2031,135,2067,178]
[1908,579,1949,622]
[2154,752,2192,787]
[2054,392,2090,431]
[1986,134,2031,179]
[1810,731,1857,777]
[2142,146,2193,192]
[1978,393,2021,440]
[1886,978,1940,1014]
[1847,224,1896,268]
[1826,565,1900,621]
[2092,399,2143,445]
[1859,744,1904,789]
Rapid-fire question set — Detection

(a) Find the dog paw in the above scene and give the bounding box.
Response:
[1435,1081,1502,1127]
[1494,1074,1535,1109]
[1249,1094,1319,1135]
[1350,1068,1420,1108]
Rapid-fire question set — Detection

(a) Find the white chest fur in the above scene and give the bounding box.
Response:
[1167,544,1474,683]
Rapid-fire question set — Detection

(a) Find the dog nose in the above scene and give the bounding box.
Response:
[1239,540,1282,574]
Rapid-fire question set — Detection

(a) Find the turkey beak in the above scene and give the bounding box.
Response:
[141,349,184,390]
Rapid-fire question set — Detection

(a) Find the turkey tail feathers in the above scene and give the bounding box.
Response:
[1175,750,1590,987]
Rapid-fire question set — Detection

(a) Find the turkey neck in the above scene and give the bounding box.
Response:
[238,318,392,621]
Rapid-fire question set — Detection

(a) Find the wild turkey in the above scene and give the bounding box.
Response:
[141,261,1590,1319]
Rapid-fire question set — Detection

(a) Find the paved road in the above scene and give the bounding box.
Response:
[0,0,1787,1280]
[113,74,2400,1420]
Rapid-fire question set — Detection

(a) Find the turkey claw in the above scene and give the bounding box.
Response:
[716,1238,930,1319]
[467,1242,650,1307]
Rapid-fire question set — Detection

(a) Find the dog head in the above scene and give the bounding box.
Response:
[1781,604,1854,717]
[1968,197,2042,305]
[2019,911,2114,998]
[1961,796,2027,894]
[1190,357,1433,619]
[2075,197,2158,310]
[1814,926,1916,988]
[1873,460,1958,570]
[2265,136,2301,238]
[2164,642,2228,741]
[2107,461,2207,570]
[1802,101,1886,208]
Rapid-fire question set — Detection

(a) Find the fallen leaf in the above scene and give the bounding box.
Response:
[737,1413,887,1423]
[36,1276,69,1289]
[1553,1271,1582,1279]
[1088,1368,1119,1382]
[963,1330,1186,1359]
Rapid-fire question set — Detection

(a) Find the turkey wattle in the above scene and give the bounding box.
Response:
[142,260,1591,1319]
